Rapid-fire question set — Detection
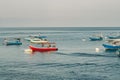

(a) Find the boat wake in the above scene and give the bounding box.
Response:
[56,52,117,58]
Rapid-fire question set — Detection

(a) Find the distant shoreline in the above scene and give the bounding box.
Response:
[0,27,119,31]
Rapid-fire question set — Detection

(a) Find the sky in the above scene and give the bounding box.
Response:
[0,0,120,27]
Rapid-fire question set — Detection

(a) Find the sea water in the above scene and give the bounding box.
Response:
[0,27,120,80]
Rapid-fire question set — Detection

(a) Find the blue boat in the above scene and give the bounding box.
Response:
[6,41,22,46]
[89,36,103,41]
[108,36,120,39]
[102,44,120,50]
[34,36,47,39]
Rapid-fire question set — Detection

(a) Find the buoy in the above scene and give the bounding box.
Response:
[24,49,33,54]
[95,48,100,52]
[82,39,86,41]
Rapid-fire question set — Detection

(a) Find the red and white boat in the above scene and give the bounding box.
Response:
[29,45,58,52]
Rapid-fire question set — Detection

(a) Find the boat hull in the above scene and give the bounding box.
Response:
[89,37,103,41]
[102,44,120,50]
[108,36,120,39]
[6,41,22,46]
[29,45,58,52]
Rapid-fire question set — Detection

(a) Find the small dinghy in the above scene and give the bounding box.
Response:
[4,38,22,46]
[6,41,22,46]
[89,36,103,41]
[89,33,103,41]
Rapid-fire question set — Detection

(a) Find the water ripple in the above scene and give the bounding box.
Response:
[56,52,118,58]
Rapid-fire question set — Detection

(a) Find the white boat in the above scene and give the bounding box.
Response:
[30,38,48,44]
[106,39,120,43]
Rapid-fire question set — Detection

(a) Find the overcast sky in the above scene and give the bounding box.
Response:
[0,0,120,27]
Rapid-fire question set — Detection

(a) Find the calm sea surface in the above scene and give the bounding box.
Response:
[0,27,120,80]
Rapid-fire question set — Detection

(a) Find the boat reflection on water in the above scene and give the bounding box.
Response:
[116,49,120,57]
[105,49,118,52]
[104,49,120,57]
